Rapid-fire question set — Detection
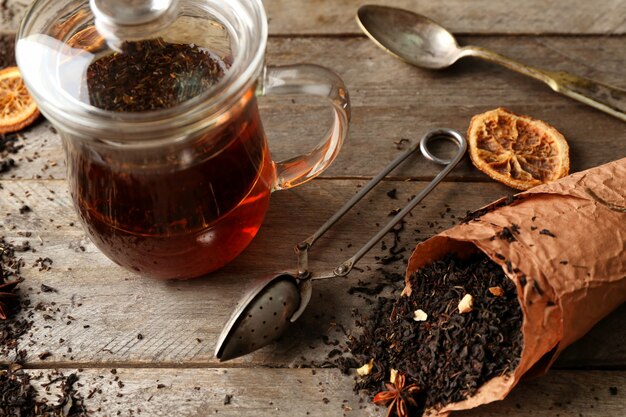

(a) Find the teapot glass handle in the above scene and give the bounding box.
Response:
[257,64,351,190]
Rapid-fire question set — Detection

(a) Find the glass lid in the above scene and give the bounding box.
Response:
[16,0,266,123]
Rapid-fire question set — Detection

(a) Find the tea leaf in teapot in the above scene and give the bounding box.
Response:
[86,38,227,112]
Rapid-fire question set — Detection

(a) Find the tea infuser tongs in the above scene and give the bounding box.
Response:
[215,128,467,361]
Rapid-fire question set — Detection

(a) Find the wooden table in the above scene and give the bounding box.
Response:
[1,0,625,415]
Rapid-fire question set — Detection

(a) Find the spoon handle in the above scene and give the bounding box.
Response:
[544,71,626,122]
[463,46,626,122]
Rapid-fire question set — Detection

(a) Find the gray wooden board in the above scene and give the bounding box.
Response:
[10,368,626,417]
[264,0,626,35]
[2,36,625,181]
[1,2,626,415]
[2,0,626,35]
[1,179,624,367]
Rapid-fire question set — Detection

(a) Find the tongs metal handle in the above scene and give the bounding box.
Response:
[296,128,467,280]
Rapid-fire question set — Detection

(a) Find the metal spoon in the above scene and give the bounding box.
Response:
[356,5,626,122]
[215,128,467,361]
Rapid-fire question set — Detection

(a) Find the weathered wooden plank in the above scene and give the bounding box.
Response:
[2,0,626,35]
[264,36,626,179]
[15,368,626,417]
[265,0,626,35]
[1,179,624,367]
[3,36,625,182]
[0,179,501,366]
[20,368,378,417]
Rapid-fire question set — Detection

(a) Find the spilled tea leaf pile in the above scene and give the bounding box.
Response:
[349,253,523,416]
[0,368,88,416]
[86,38,226,112]
[1,236,30,355]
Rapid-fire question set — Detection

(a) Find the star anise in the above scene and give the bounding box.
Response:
[0,263,21,320]
[373,372,421,417]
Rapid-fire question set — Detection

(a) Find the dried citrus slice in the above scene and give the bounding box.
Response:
[467,108,569,190]
[0,66,40,134]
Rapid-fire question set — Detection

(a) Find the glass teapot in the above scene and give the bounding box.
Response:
[16,0,350,279]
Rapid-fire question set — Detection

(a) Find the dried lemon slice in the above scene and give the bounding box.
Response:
[0,66,40,135]
[467,108,569,190]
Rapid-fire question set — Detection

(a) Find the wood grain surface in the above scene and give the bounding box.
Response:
[15,368,626,417]
[2,0,626,35]
[0,179,624,369]
[3,36,625,181]
[1,0,625,416]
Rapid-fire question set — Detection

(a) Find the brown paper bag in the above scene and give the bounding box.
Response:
[403,158,626,416]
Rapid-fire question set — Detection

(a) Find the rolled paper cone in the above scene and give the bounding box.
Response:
[403,158,626,417]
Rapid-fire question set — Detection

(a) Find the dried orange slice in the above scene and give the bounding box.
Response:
[0,66,40,134]
[467,108,569,190]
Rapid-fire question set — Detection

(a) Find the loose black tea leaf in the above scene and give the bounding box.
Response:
[1,237,28,341]
[86,38,227,112]
[393,138,409,149]
[0,133,23,175]
[497,224,520,242]
[37,351,52,360]
[349,253,523,416]
[461,196,517,223]
[539,229,556,238]
[34,257,53,271]
[0,368,88,416]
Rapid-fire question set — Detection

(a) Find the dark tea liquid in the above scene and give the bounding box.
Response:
[67,93,275,279]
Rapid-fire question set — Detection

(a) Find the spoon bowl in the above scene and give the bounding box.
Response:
[356,5,461,69]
